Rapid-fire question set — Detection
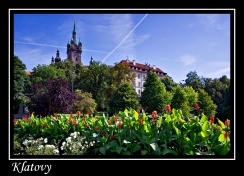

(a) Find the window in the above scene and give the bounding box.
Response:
[138,90,141,95]
[138,74,140,78]
[138,82,140,87]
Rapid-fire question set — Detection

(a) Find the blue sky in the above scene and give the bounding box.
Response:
[13,10,232,83]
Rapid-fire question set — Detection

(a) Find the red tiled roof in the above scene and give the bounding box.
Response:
[120,60,169,77]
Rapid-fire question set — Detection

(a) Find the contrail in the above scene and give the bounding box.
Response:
[101,14,148,63]
[14,41,127,56]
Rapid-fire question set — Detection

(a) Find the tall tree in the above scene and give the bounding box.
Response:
[171,85,190,117]
[13,55,30,113]
[30,64,66,85]
[161,76,177,92]
[31,78,77,116]
[140,71,172,113]
[185,71,203,91]
[108,82,139,115]
[198,89,217,117]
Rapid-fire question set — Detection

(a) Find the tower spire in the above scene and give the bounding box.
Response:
[72,20,77,45]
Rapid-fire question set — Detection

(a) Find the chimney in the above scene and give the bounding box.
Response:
[132,60,136,65]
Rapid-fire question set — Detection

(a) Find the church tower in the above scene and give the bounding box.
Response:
[67,21,82,64]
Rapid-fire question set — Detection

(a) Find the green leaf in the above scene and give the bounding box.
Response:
[202,121,209,131]
[115,147,123,154]
[133,110,139,120]
[132,145,141,152]
[99,147,106,155]
[217,119,225,128]
[200,114,208,123]
[218,134,225,142]
[165,114,171,123]
[141,150,148,155]
[201,131,209,137]
[162,149,177,155]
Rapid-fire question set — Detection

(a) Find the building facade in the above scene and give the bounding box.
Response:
[120,59,169,96]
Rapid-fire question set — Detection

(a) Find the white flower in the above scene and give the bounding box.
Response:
[66,137,72,143]
[60,146,64,150]
[92,133,98,138]
[45,145,55,149]
[38,145,44,150]
[44,138,48,143]
[62,142,66,146]
[53,149,59,154]
[22,140,28,146]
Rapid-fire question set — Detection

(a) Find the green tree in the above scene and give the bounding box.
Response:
[197,89,217,117]
[171,85,190,117]
[108,82,139,115]
[183,86,199,112]
[140,71,172,113]
[72,89,97,115]
[30,64,66,85]
[76,60,111,110]
[185,71,203,91]
[13,55,30,113]
[161,76,177,92]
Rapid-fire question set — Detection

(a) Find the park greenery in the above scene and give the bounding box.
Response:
[13,55,232,155]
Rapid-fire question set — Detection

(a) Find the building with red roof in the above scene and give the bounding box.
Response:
[120,59,170,96]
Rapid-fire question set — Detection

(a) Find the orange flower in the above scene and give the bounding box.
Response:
[54,114,58,119]
[108,121,112,125]
[70,112,73,118]
[118,121,122,128]
[139,119,144,125]
[114,116,118,122]
[178,119,182,123]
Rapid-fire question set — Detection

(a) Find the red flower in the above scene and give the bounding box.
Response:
[54,114,58,119]
[114,116,118,122]
[165,105,171,112]
[110,134,114,141]
[87,109,91,114]
[73,121,77,126]
[139,119,144,125]
[225,120,229,127]
[94,126,99,132]
[76,111,81,116]
[224,131,229,138]
[102,130,106,136]
[153,119,157,125]
[209,116,215,125]
[151,111,157,118]
[217,127,221,131]
[118,121,122,128]
[70,112,73,118]
[137,109,140,114]
[13,118,17,126]
[194,103,200,111]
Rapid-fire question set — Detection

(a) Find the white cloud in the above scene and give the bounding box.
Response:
[206,67,230,77]
[180,55,196,66]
